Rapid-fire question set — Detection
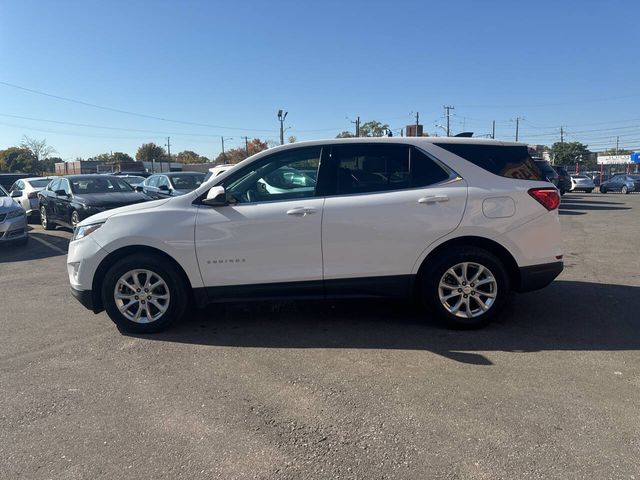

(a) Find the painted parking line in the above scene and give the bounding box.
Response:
[30,235,68,255]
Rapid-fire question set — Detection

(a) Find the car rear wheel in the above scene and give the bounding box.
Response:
[419,248,510,329]
[600,186,607,194]
[102,254,188,333]
[40,206,55,230]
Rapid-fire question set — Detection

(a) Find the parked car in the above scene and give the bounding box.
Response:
[140,172,206,198]
[569,174,595,193]
[0,185,28,245]
[534,160,559,189]
[38,175,152,230]
[67,138,562,333]
[112,171,152,178]
[204,164,235,182]
[0,173,34,191]
[552,166,571,195]
[600,174,640,194]
[8,176,55,220]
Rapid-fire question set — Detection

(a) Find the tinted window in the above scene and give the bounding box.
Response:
[411,148,451,187]
[168,174,205,190]
[28,179,52,188]
[226,147,320,203]
[49,179,61,191]
[61,179,72,195]
[0,186,7,197]
[70,177,133,193]
[157,176,170,188]
[330,144,410,195]
[146,176,159,187]
[437,143,543,180]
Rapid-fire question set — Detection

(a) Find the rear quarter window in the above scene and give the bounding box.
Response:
[435,143,543,180]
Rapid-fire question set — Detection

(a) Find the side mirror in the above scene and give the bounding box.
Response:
[202,186,228,206]
[55,189,69,197]
[10,190,22,198]
[135,185,144,192]
[158,184,169,191]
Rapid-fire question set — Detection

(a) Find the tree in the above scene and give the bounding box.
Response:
[549,142,592,166]
[0,147,36,172]
[214,138,269,164]
[20,136,55,162]
[136,143,167,162]
[336,119,390,138]
[112,152,134,164]
[288,136,297,144]
[40,157,61,174]
[176,150,208,164]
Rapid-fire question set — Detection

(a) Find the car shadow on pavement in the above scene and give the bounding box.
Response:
[559,196,631,215]
[0,231,69,263]
[136,280,640,365]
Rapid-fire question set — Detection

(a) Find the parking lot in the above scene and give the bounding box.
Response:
[1,193,639,479]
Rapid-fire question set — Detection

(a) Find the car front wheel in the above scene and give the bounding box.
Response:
[420,248,510,329]
[102,254,188,333]
[40,206,54,230]
[621,185,629,194]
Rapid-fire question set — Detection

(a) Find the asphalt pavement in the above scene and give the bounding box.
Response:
[1,192,639,479]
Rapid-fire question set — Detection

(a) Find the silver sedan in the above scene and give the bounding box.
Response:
[0,185,28,245]
[570,174,595,193]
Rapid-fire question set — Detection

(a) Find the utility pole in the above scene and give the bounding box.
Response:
[166,137,171,161]
[277,110,288,145]
[616,136,619,154]
[492,120,495,139]
[221,136,232,161]
[242,136,249,156]
[444,106,455,136]
[415,112,419,136]
[351,116,360,137]
[560,126,564,144]
[515,118,520,141]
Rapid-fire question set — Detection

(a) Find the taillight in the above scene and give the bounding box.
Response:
[27,192,38,199]
[528,188,560,211]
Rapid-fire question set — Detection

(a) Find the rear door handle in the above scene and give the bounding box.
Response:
[418,195,449,204]
[286,207,317,216]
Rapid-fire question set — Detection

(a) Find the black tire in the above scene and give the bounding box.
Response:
[600,186,607,194]
[102,254,188,333]
[70,210,80,228]
[419,248,510,329]
[40,205,55,230]
[585,189,593,193]
[621,185,629,194]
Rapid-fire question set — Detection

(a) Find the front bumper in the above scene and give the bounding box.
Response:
[71,286,96,311]
[0,213,28,242]
[517,261,563,292]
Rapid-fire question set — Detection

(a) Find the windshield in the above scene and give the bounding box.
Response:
[70,176,134,194]
[168,174,205,190]
[0,185,7,197]
[121,176,145,185]
[28,179,53,188]
[628,174,640,180]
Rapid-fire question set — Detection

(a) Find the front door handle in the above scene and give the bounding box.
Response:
[286,207,317,216]
[418,195,449,204]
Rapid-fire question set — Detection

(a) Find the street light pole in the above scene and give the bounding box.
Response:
[278,110,288,145]
[221,136,233,162]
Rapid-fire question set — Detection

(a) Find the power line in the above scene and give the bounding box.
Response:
[0,80,277,132]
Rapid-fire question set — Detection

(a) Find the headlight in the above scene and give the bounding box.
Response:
[6,209,25,219]
[72,222,104,241]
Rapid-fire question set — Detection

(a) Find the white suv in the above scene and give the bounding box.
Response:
[67,138,563,333]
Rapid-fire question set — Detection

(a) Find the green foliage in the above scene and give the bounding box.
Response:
[336,120,390,138]
[112,152,134,164]
[214,138,269,164]
[136,143,167,162]
[176,150,209,164]
[550,142,592,166]
[0,147,36,172]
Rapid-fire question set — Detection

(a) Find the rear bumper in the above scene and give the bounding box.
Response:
[517,261,563,293]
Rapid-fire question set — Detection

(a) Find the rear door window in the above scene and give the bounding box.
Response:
[436,143,543,180]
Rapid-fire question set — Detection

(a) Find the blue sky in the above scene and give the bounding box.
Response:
[1,0,639,160]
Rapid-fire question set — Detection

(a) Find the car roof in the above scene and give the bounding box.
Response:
[162,171,205,176]
[65,175,123,180]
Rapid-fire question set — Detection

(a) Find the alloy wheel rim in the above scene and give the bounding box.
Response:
[114,269,170,323]
[71,212,79,227]
[438,262,498,319]
[41,208,47,228]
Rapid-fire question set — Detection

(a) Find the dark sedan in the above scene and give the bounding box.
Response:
[600,174,640,194]
[140,172,205,199]
[38,175,152,230]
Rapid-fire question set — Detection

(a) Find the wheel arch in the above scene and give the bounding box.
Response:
[90,245,201,312]
[414,236,521,294]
